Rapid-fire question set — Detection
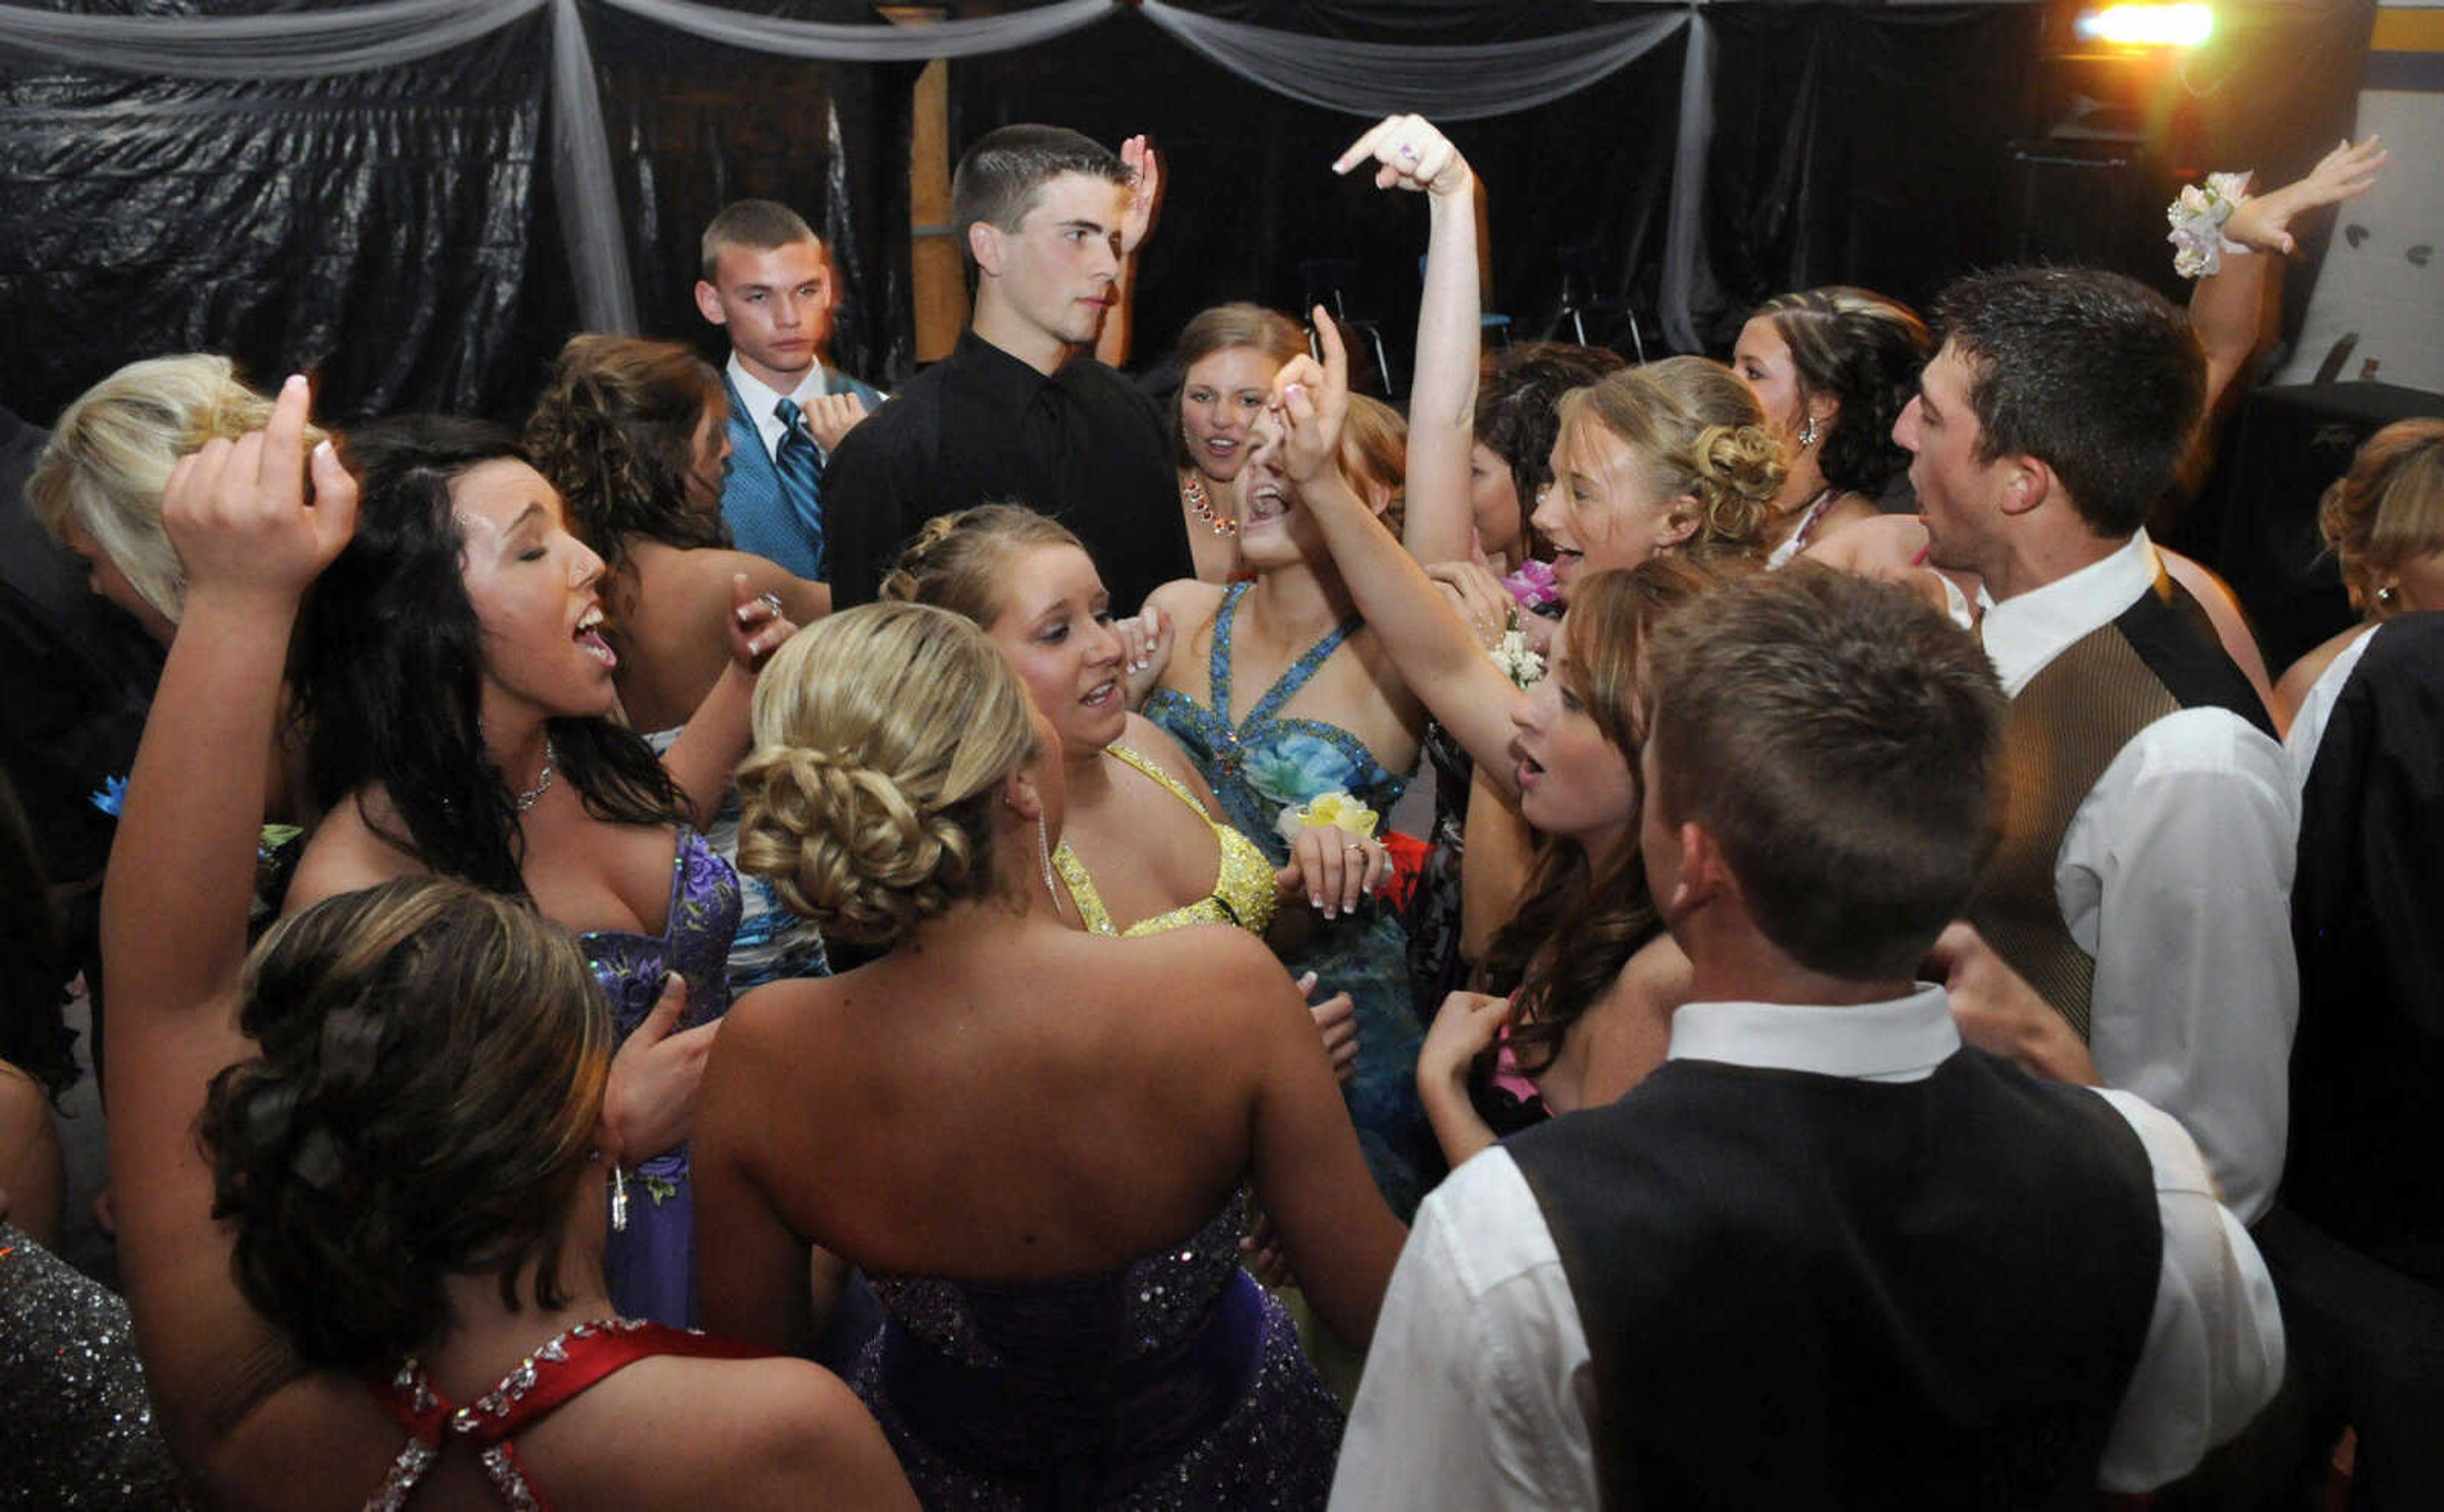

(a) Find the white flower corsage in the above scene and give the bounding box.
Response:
[2165,171,2252,279]
[1276,788,1380,847]
[1489,627,1546,689]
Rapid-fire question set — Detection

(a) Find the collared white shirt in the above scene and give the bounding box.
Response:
[1976,531,2298,1223]
[1328,988,2287,1510]
[2282,620,2377,790]
[727,355,833,465]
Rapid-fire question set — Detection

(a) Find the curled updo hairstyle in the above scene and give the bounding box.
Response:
[293,417,684,897]
[1475,342,1628,548]
[1753,287,1932,497]
[1556,358,1783,559]
[200,877,612,1369]
[737,603,1043,948]
[29,354,331,630]
[1172,303,1307,470]
[878,502,1087,628]
[1480,557,1742,1074]
[524,335,729,584]
[2317,418,2444,613]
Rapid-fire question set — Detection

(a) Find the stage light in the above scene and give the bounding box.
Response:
[2073,4,2215,46]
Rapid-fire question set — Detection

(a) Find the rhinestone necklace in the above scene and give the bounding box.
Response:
[1182,476,1238,538]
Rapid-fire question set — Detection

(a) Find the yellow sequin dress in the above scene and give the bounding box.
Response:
[1053,745,1279,937]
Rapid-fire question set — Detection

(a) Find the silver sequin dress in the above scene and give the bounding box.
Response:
[0,1221,185,1507]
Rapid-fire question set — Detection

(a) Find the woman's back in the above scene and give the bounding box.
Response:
[705,921,1352,1286]
[700,918,1389,1508]
[614,540,824,734]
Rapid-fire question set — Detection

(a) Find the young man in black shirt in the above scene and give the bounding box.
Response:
[820,125,1191,613]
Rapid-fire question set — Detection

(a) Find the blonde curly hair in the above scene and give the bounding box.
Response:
[30,354,330,629]
[736,603,1043,946]
[1555,357,1784,559]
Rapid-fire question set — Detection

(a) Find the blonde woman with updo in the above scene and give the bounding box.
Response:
[880,504,1373,1067]
[697,601,1402,1506]
[31,353,330,823]
[1174,303,1309,582]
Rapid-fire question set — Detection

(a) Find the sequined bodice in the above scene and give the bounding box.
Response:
[575,826,739,1038]
[1143,583,1408,864]
[867,1189,1251,1370]
[1055,745,1279,937]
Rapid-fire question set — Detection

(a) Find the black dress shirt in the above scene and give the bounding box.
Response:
[820,330,1193,614]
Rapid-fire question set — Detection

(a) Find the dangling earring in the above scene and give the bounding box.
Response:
[1796,414,1820,449]
[1036,810,1064,916]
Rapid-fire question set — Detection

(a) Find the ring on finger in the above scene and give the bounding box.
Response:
[757,591,784,616]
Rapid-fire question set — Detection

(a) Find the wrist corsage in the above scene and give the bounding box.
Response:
[2166,171,2252,279]
[1489,624,1546,689]
[1276,788,1380,847]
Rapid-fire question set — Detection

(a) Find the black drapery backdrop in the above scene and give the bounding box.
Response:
[0,8,577,426]
[949,5,1686,391]
[0,0,2380,428]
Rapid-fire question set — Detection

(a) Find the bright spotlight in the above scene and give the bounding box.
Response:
[2074,4,2216,46]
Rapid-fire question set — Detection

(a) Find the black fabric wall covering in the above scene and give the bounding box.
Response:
[0,10,573,427]
[0,0,2380,426]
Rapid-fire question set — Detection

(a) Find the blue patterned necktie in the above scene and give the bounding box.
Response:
[773,396,825,576]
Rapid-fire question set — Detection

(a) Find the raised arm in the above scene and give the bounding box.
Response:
[1272,316,1530,778]
[2193,139,2385,413]
[102,376,358,1458]
[1333,115,1482,565]
[1093,134,1162,370]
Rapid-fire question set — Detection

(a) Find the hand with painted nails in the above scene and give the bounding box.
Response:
[1115,602,1174,708]
[1332,113,1471,200]
[160,374,356,606]
[728,572,799,674]
[1263,312,1348,487]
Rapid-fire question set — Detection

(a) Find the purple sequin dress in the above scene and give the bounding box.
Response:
[850,1189,1344,1508]
[577,826,740,1329]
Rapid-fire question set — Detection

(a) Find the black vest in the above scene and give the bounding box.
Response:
[1508,1047,2163,1511]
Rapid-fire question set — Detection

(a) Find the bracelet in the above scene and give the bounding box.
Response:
[2166,171,2252,279]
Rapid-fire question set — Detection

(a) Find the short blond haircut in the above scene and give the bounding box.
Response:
[736,603,1043,946]
[29,354,328,627]
[1555,357,1783,560]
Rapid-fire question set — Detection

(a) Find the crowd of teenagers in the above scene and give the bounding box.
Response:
[2,110,2437,1511]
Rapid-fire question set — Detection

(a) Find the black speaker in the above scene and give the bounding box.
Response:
[2004,140,2170,283]
[2210,382,2444,673]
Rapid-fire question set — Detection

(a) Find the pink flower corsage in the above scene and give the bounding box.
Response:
[1503,558,1561,612]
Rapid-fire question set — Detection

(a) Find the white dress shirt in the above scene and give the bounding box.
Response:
[2282,620,2377,790]
[1976,531,2298,1223]
[1328,988,2288,1509]
[727,355,834,465]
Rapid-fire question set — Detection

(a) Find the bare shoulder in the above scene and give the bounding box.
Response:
[2275,622,2370,715]
[1807,512,1930,577]
[721,975,852,1056]
[566,1355,913,1509]
[1146,576,1225,633]
[1119,713,1207,784]
[284,792,423,914]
